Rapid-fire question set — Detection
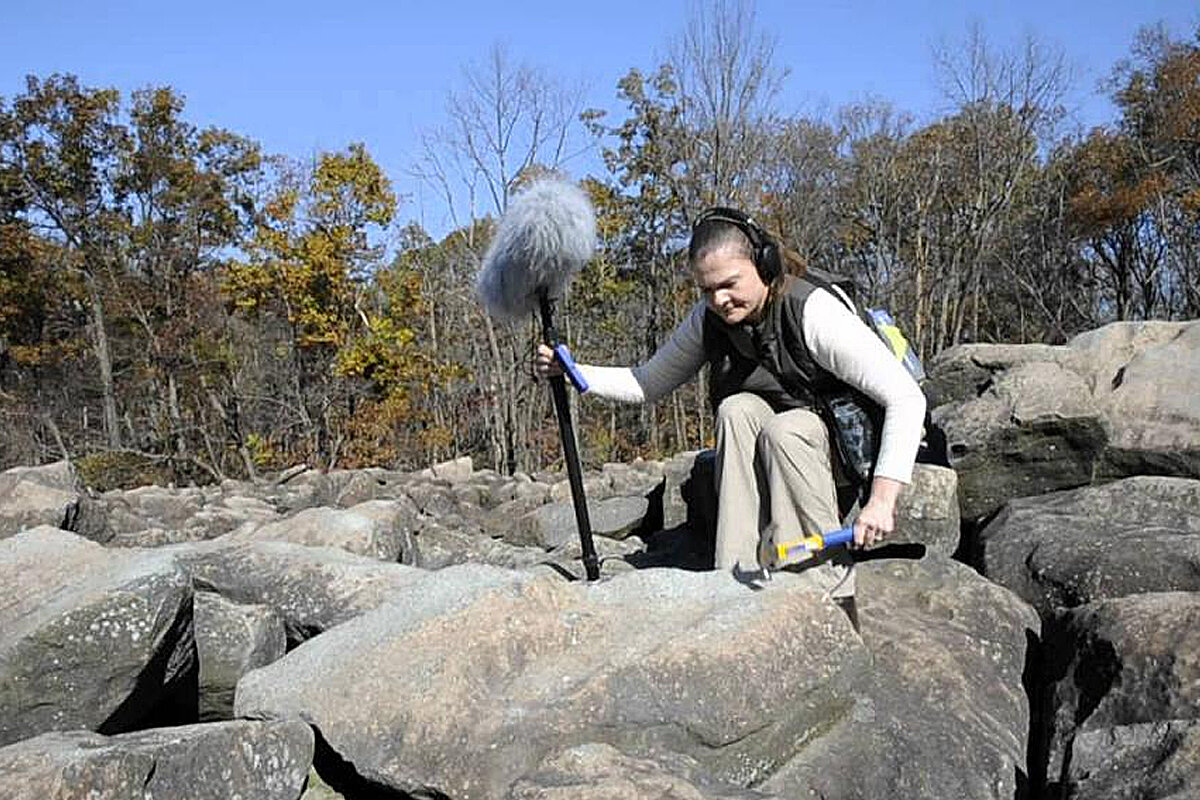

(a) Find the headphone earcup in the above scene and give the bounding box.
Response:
[756,240,781,283]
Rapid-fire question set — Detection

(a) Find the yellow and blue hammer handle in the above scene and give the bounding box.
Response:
[773,525,855,565]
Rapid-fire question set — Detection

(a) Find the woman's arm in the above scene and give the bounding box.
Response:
[535,302,709,404]
[802,289,927,546]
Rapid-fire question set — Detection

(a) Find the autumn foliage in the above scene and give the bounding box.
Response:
[1,22,1198,481]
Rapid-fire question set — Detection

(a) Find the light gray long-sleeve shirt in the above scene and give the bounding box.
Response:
[578,287,926,483]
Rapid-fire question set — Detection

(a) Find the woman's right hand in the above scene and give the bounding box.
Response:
[534,344,563,379]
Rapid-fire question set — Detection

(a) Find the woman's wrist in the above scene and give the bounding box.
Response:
[866,476,903,512]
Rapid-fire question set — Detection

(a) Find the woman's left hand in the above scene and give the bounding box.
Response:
[853,476,903,548]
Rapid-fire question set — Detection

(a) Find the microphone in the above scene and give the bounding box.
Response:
[474,177,601,581]
[476,178,596,321]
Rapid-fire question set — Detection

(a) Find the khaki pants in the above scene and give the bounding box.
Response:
[713,392,855,598]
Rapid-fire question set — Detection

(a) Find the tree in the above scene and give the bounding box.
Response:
[1109,24,1200,317]
[223,143,397,467]
[411,44,585,474]
[669,0,786,210]
[115,87,262,471]
[1,75,129,448]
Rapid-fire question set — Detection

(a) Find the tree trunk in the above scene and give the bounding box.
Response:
[86,277,121,450]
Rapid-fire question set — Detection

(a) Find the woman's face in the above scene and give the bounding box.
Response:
[692,245,770,325]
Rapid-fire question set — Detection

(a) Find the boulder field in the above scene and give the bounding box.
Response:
[1,319,1197,799]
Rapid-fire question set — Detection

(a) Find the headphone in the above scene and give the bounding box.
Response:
[692,206,783,284]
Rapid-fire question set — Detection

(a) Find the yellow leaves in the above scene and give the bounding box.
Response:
[311,143,396,228]
[263,189,300,223]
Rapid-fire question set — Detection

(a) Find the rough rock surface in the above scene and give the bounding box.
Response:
[929,320,1200,521]
[101,484,278,547]
[1046,592,1200,795]
[1065,719,1200,800]
[515,495,651,548]
[178,540,426,645]
[195,591,286,722]
[0,527,195,746]
[236,564,867,799]
[509,742,772,799]
[0,460,92,540]
[891,463,961,557]
[762,556,1040,800]
[230,498,421,563]
[0,720,313,800]
[980,476,1200,616]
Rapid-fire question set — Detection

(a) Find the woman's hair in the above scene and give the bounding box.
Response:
[688,210,807,297]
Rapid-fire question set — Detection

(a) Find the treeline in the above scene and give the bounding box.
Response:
[1,10,1197,482]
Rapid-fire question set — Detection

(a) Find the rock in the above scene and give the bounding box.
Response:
[411,520,557,571]
[431,455,474,484]
[230,498,420,563]
[924,342,1067,407]
[509,742,773,799]
[0,720,312,800]
[1090,321,1200,478]
[602,461,665,499]
[1045,592,1200,791]
[178,540,426,645]
[666,451,705,532]
[195,591,286,722]
[325,467,413,507]
[891,463,960,557]
[101,485,279,547]
[929,320,1200,522]
[935,359,1107,522]
[235,565,866,798]
[481,494,553,538]
[0,527,196,745]
[516,496,651,549]
[1064,719,1200,800]
[0,460,88,540]
[300,766,347,800]
[980,477,1200,616]
[405,480,460,517]
[762,556,1040,800]
[548,473,614,504]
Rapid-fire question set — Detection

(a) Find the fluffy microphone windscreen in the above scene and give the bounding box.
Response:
[477,178,596,321]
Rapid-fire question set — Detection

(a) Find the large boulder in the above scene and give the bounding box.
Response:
[1045,592,1200,797]
[514,496,651,549]
[0,527,196,745]
[236,565,867,798]
[929,320,1200,522]
[178,540,427,645]
[933,357,1107,522]
[1077,320,1200,478]
[980,477,1200,616]
[195,591,287,722]
[1065,719,1200,800]
[762,556,1040,800]
[0,720,312,800]
[0,460,95,540]
[230,498,420,563]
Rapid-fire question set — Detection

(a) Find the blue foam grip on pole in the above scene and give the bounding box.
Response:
[554,344,589,393]
[823,526,855,548]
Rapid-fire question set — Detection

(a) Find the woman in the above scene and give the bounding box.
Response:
[535,208,925,617]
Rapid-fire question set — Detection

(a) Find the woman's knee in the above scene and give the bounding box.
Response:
[758,408,828,452]
[716,393,772,430]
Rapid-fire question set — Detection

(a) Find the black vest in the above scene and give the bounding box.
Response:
[703,273,842,413]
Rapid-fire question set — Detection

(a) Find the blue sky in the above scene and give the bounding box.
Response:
[3,0,1198,235]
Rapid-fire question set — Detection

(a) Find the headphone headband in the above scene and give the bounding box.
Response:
[692,207,766,248]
